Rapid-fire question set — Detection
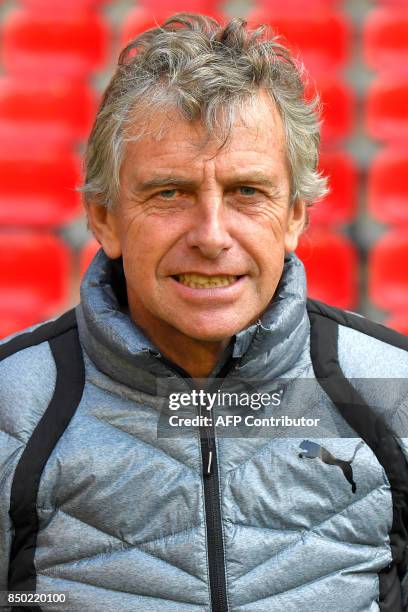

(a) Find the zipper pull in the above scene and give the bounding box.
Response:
[203,441,214,477]
[206,450,213,475]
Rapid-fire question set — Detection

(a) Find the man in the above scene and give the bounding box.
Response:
[1,13,408,612]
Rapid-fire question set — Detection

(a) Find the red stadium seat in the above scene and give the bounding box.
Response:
[2,10,109,78]
[375,0,408,9]
[121,8,158,45]
[367,148,408,225]
[0,311,46,340]
[121,5,222,45]
[368,231,408,311]
[138,0,219,11]
[0,77,96,148]
[21,0,107,11]
[247,10,351,76]
[0,232,71,334]
[385,314,408,336]
[296,229,358,309]
[364,9,408,73]
[309,151,358,226]
[255,0,342,7]
[365,79,408,143]
[0,150,83,226]
[80,239,100,277]
[121,8,175,45]
[308,78,355,144]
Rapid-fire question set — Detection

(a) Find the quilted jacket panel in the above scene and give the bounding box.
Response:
[1,251,407,611]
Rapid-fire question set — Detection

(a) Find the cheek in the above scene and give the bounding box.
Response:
[240,228,286,299]
[237,217,287,264]
[234,202,289,237]
[257,248,286,286]
[118,219,152,282]
[120,215,178,283]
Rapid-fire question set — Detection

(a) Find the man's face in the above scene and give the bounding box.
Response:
[89,92,305,344]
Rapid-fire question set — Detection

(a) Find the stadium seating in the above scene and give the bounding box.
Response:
[364,9,408,73]
[0,150,83,226]
[296,229,358,309]
[307,78,355,144]
[0,312,45,339]
[309,151,357,226]
[138,0,219,11]
[80,239,100,277]
[2,9,110,78]
[0,232,71,338]
[377,0,408,5]
[254,0,342,7]
[0,311,50,340]
[121,8,175,45]
[0,77,96,148]
[21,0,107,10]
[368,231,408,311]
[246,10,351,76]
[121,6,222,45]
[366,79,408,142]
[367,148,408,225]
[385,314,408,336]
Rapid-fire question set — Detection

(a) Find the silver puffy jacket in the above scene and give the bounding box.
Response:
[1,250,408,612]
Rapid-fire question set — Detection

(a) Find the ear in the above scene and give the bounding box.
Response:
[284,199,307,253]
[85,200,122,259]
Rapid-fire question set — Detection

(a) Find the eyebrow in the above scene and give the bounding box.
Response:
[228,172,281,191]
[136,176,197,193]
[135,171,281,193]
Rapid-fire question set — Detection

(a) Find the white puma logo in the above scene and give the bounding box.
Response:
[298,440,364,493]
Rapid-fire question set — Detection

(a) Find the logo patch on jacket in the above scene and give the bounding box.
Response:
[298,440,364,494]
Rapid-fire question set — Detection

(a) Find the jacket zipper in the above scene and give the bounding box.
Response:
[200,408,229,612]
[156,353,231,612]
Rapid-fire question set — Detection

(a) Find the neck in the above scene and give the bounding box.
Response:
[154,334,230,378]
[128,305,231,379]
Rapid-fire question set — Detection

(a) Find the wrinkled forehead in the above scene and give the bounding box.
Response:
[122,89,286,156]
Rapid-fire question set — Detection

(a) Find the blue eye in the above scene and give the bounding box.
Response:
[239,186,256,196]
[159,189,178,198]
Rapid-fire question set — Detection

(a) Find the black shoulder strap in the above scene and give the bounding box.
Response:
[0,309,78,361]
[307,298,408,612]
[5,311,85,612]
[307,298,408,351]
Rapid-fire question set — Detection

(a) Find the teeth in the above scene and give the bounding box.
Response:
[177,274,238,289]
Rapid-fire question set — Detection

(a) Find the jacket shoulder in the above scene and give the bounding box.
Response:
[0,308,78,361]
[307,298,408,379]
[0,310,78,443]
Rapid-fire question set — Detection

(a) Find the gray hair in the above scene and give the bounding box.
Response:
[80,13,328,208]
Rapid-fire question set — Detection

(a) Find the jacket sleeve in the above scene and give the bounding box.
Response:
[403,563,408,612]
[400,481,408,611]
[398,438,408,612]
[0,350,24,600]
[0,340,57,610]
[392,406,408,611]
[0,430,22,611]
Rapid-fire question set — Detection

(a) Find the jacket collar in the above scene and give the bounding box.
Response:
[76,249,310,392]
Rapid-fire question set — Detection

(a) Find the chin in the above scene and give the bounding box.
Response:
[176,320,248,343]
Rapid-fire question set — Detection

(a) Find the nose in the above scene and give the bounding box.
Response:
[185,190,233,259]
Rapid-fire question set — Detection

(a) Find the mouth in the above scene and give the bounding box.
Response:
[172,273,243,289]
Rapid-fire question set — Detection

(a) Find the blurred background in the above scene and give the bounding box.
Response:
[0,0,407,338]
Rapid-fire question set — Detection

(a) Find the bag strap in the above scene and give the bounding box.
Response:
[5,310,85,611]
[307,298,408,611]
